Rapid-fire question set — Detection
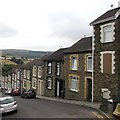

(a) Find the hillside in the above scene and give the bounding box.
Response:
[0,60,17,65]
[2,49,52,58]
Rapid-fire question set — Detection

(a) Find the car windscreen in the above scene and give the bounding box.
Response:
[0,98,15,104]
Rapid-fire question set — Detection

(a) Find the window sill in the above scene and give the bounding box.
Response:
[70,89,78,92]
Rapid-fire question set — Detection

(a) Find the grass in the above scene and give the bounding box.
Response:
[0,60,17,65]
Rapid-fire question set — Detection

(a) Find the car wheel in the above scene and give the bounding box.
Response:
[25,95,27,99]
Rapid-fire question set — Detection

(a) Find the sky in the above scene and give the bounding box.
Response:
[0,0,119,51]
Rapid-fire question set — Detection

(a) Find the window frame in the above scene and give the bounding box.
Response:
[38,66,42,78]
[70,55,78,71]
[46,77,52,90]
[47,62,52,74]
[32,78,36,89]
[69,75,79,92]
[100,51,115,74]
[86,55,93,72]
[100,22,115,43]
[56,62,60,76]
[33,66,37,77]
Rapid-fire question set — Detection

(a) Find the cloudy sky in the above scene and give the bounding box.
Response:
[0,0,119,51]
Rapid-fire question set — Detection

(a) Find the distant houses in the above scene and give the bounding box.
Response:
[1,5,120,103]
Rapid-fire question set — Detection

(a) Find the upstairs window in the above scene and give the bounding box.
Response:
[70,55,78,71]
[56,63,60,76]
[27,70,30,79]
[33,66,37,76]
[38,66,42,78]
[100,23,115,43]
[24,69,26,78]
[86,56,92,72]
[47,62,52,74]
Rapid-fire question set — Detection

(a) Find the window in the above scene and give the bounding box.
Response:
[24,69,26,78]
[70,55,78,70]
[33,66,37,76]
[23,79,26,88]
[69,75,79,92]
[46,77,52,90]
[100,23,115,43]
[32,78,36,89]
[38,66,42,78]
[17,71,20,79]
[27,70,30,79]
[87,56,92,72]
[100,51,115,74]
[47,62,52,74]
[56,63,60,75]
[17,81,20,88]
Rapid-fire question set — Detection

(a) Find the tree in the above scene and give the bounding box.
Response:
[2,64,15,76]
[10,57,23,64]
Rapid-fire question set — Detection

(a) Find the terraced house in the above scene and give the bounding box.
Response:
[21,63,31,91]
[43,48,68,98]
[64,37,92,101]
[90,6,120,102]
[30,58,44,96]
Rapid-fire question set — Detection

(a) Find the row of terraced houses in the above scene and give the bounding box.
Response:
[1,5,120,102]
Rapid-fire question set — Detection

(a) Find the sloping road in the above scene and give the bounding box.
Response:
[2,96,104,118]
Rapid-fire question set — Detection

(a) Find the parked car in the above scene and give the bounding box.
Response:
[5,89,12,95]
[11,88,20,96]
[21,89,36,99]
[0,96,18,114]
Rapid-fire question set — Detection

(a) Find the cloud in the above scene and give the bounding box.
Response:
[0,22,18,37]
[48,10,92,41]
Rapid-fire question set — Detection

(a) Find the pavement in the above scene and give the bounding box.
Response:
[36,95,117,119]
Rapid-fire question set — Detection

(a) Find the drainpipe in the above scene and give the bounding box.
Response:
[92,27,95,103]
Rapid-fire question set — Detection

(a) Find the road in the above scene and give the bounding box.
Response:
[2,96,104,118]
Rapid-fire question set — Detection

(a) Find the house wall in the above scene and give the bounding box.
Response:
[93,19,120,102]
[44,61,64,97]
[64,53,92,101]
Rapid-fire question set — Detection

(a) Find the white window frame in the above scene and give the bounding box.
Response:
[48,62,52,74]
[33,66,37,76]
[86,56,93,72]
[24,69,26,78]
[32,78,36,89]
[17,71,20,79]
[38,66,42,78]
[56,62,60,75]
[47,77,52,90]
[100,51,115,74]
[100,22,115,43]
[70,55,78,71]
[23,79,26,88]
[69,75,79,92]
[27,70,30,79]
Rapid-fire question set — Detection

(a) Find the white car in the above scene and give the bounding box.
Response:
[0,96,18,114]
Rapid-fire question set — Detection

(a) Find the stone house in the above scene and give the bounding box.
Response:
[90,6,120,102]
[30,58,44,96]
[64,37,92,101]
[43,48,68,98]
[21,63,31,91]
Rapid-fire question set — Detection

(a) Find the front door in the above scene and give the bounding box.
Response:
[37,80,44,96]
[56,79,64,98]
[87,78,92,101]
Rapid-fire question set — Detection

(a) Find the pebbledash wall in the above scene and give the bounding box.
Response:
[92,17,120,102]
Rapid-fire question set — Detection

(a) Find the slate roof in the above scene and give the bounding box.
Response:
[64,36,92,54]
[43,48,68,61]
[90,7,120,25]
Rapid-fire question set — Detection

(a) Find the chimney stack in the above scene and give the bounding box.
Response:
[118,1,120,7]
